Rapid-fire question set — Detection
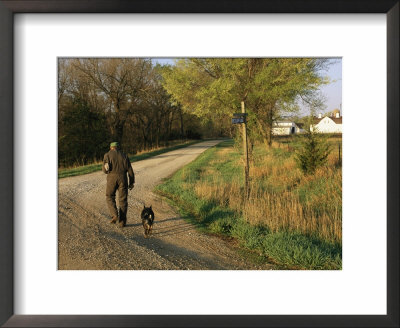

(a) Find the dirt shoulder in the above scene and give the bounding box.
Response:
[58,140,276,270]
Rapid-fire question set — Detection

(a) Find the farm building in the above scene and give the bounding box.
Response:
[272,120,305,135]
[311,111,342,133]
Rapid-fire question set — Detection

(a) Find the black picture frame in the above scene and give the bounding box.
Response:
[0,1,398,327]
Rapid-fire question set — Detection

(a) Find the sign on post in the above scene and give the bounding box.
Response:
[232,117,245,124]
[231,113,247,124]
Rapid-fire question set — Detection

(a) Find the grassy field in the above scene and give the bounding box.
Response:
[58,140,200,179]
[155,136,342,270]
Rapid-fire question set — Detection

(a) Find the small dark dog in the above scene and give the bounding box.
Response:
[141,205,154,237]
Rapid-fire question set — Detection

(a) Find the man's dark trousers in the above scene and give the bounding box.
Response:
[106,173,128,223]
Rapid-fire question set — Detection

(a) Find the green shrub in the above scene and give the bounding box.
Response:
[295,129,331,174]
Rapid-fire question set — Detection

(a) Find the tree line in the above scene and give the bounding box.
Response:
[59,58,330,168]
[58,58,207,167]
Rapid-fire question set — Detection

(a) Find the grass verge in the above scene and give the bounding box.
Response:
[155,139,342,270]
[58,140,200,179]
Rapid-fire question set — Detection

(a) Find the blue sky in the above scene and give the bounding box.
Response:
[152,58,342,116]
[320,59,342,113]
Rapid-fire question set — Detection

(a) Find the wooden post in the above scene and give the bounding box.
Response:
[241,101,250,199]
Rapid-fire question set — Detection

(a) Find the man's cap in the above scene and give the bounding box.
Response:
[110,142,119,147]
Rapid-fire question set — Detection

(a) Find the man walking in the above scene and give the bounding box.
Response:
[102,142,135,227]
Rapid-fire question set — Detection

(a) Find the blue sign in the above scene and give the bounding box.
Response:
[232,113,247,124]
[232,117,245,124]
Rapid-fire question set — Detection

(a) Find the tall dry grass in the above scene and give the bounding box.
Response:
[192,140,342,244]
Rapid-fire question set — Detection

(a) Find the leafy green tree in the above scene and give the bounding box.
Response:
[161,58,329,147]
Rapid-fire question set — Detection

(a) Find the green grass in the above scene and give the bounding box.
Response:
[155,139,342,270]
[58,140,200,179]
[231,222,342,269]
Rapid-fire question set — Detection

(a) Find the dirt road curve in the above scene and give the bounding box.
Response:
[58,140,275,270]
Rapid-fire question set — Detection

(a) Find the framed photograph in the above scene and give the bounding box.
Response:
[1,0,398,327]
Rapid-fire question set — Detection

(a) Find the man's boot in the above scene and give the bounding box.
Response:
[119,209,126,228]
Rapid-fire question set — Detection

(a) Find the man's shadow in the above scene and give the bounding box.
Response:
[125,222,142,227]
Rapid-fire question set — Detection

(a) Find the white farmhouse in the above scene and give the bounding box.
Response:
[272,120,305,135]
[311,112,342,134]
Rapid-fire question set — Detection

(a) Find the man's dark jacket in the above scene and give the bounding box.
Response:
[102,148,134,184]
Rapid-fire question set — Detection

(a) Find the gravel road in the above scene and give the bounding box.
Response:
[58,140,275,270]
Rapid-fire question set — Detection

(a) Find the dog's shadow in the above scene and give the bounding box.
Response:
[125,217,181,228]
[151,217,194,237]
[155,217,182,224]
[123,217,194,237]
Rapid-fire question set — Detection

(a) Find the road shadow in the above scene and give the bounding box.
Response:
[100,221,228,269]
[132,217,192,238]
[132,231,228,270]
[155,217,182,223]
[125,222,142,227]
[152,223,193,237]
[125,216,183,228]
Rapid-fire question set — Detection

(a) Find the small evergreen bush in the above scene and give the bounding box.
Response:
[295,129,331,174]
